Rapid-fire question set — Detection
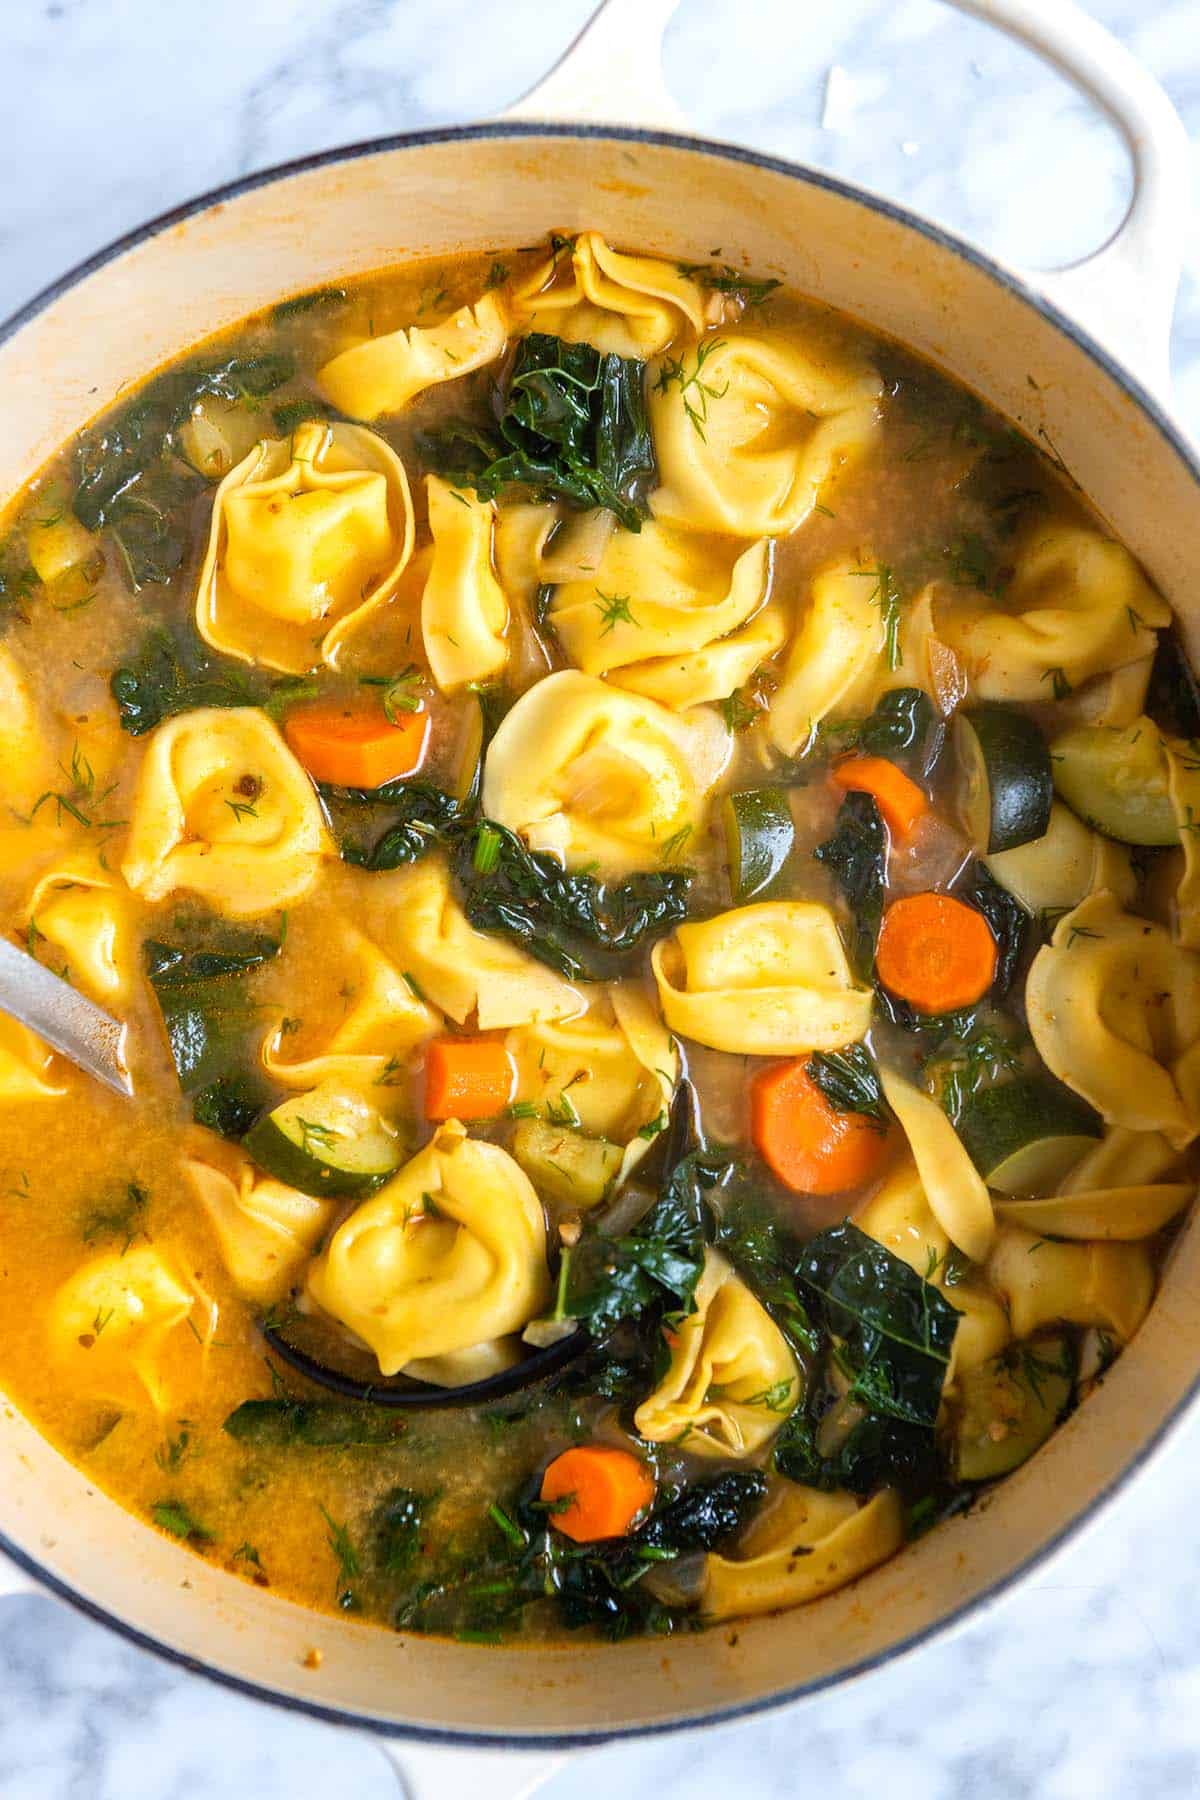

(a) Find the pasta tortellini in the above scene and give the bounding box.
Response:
[1026,890,1200,1149]
[421,474,509,691]
[195,421,415,673]
[701,1483,904,1622]
[878,1069,995,1265]
[651,902,874,1055]
[650,331,881,538]
[262,918,440,1088]
[306,1119,552,1381]
[48,1246,200,1410]
[938,522,1171,702]
[634,1250,800,1457]
[768,558,888,755]
[23,852,138,1001]
[361,856,582,1029]
[0,646,56,811]
[185,1140,337,1304]
[547,524,781,709]
[316,291,508,421]
[511,232,720,358]
[987,1226,1154,1342]
[121,707,331,917]
[507,982,676,1180]
[482,669,730,877]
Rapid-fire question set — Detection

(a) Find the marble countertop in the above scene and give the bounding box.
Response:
[3,1,1200,1795]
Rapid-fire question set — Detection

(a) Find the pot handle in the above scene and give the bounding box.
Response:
[503,0,1190,398]
[370,1737,571,1800]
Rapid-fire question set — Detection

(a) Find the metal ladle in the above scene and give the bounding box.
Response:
[0,937,132,1096]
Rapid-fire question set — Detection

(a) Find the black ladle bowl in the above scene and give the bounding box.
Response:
[261,1320,591,1408]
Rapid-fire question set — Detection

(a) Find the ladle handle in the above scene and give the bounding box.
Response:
[503,0,1191,400]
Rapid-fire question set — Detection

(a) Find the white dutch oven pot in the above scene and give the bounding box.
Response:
[0,2,1194,1795]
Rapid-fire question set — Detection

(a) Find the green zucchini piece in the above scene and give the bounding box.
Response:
[953,705,1052,853]
[1050,716,1179,845]
[243,1081,403,1198]
[722,787,795,903]
[956,1075,1102,1196]
[954,1333,1074,1481]
[511,1118,622,1208]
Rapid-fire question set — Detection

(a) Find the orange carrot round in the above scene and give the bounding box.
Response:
[751,1059,889,1195]
[541,1446,656,1543]
[876,891,998,1014]
[832,755,928,839]
[424,1037,514,1121]
[284,701,429,789]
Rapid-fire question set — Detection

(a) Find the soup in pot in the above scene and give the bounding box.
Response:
[0,231,1195,1642]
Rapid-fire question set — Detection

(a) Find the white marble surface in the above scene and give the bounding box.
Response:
[3,1,1200,1795]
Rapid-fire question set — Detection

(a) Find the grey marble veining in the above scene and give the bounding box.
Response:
[3,1,1200,1795]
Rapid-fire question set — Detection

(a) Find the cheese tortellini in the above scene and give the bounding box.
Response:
[48,1246,200,1411]
[121,707,330,917]
[768,558,888,755]
[421,474,510,691]
[185,1140,337,1305]
[361,856,582,1029]
[0,646,56,811]
[482,669,730,877]
[0,1016,66,1102]
[651,902,874,1055]
[547,523,781,709]
[984,800,1135,917]
[650,331,881,538]
[507,982,676,1180]
[195,421,415,674]
[316,291,508,421]
[701,1484,904,1622]
[938,522,1170,702]
[262,918,440,1088]
[511,232,720,358]
[1026,890,1200,1149]
[22,852,138,1001]
[987,1226,1154,1342]
[878,1069,995,1265]
[634,1250,800,1458]
[306,1120,552,1382]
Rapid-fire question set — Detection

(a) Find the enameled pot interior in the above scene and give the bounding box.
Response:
[1,126,1198,1742]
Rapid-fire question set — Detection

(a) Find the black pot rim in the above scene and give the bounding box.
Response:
[2,116,1198,1752]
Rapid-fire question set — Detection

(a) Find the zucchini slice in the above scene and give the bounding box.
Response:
[510,1118,622,1209]
[243,1081,403,1197]
[953,705,1053,853]
[1050,716,1179,846]
[954,1333,1075,1482]
[722,787,795,903]
[956,1074,1102,1196]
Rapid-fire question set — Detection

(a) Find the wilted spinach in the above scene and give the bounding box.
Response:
[144,926,279,1134]
[419,332,654,531]
[806,1044,888,1126]
[334,782,467,870]
[110,625,313,736]
[856,686,943,781]
[814,791,886,978]
[223,1397,407,1448]
[963,860,1028,999]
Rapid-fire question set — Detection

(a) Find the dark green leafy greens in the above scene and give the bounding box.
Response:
[1145,627,1200,740]
[419,333,654,531]
[562,1145,710,1335]
[373,1487,429,1572]
[857,686,943,781]
[144,926,279,1135]
[814,792,886,978]
[73,352,294,588]
[805,1044,888,1127]
[223,1397,407,1448]
[110,625,316,736]
[451,820,692,981]
[963,861,1028,999]
[335,783,467,871]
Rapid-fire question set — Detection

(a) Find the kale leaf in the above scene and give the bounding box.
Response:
[418,332,654,531]
[806,1044,888,1127]
[796,1222,958,1429]
[1145,627,1200,740]
[773,1406,942,1498]
[223,1398,407,1448]
[335,782,467,871]
[110,625,313,736]
[563,1141,711,1336]
[144,925,279,1133]
[963,860,1028,999]
[73,352,294,589]
[857,686,944,781]
[452,819,692,981]
[814,791,886,978]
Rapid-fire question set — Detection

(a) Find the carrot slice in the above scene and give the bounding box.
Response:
[284,702,429,789]
[540,1446,656,1543]
[424,1037,514,1121]
[832,754,928,838]
[751,1059,889,1195]
[876,891,998,1014]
